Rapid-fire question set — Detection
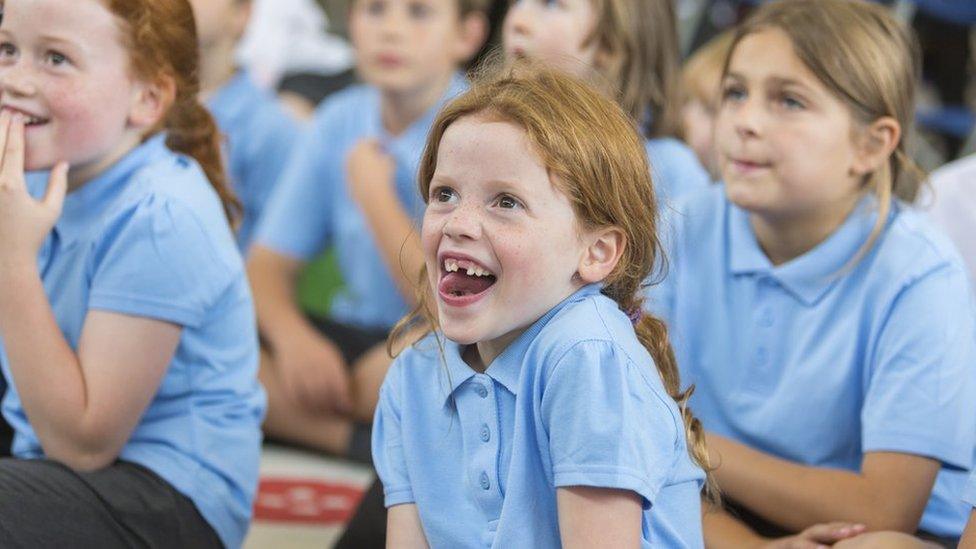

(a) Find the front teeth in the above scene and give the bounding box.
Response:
[443,258,491,277]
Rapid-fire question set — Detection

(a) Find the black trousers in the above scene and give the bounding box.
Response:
[0,458,221,548]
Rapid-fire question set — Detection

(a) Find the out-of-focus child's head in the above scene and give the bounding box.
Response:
[189,0,253,51]
[680,31,734,179]
[349,0,489,94]
[502,0,682,138]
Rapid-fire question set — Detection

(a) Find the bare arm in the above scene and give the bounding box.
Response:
[387,504,429,549]
[709,433,939,533]
[247,244,350,412]
[0,267,178,470]
[557,487,642,548]
[346,140,423,305]
[704,503,867,549]
[960,510,976,549]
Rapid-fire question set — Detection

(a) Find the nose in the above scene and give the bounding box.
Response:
[503,1,531,39]
[442,203,482,241]
[0,61,37,98]
[730,96,762,140]
[377,4,407,42]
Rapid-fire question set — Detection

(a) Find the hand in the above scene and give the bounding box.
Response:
[763,523,867,549]
[0,111,68,269]
[273,329,352,415]
[346,138,395,206]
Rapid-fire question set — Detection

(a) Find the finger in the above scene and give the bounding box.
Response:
[43,162,69,215]
[805,523,866,543]
[0,110,12,175]
[2,113,26,182]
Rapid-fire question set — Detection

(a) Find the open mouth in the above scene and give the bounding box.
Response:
[438,257,497,302]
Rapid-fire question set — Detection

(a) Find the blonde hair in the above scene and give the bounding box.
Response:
[727,0,924,256]
[682,30,735,113]
[581,0,683,138]
[391,65,716,500]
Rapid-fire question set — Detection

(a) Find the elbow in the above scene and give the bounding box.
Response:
[41,420,125,472]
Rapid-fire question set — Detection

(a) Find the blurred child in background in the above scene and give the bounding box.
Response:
[650,1,975,546]
[191,0,302,250]
[503,0,711,205]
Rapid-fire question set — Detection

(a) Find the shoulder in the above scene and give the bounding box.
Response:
[645,137,700,165]
[864,203,966,286]
[99,151,240,273]
[533,292,646,376]
[661,185,728,249]
[384,333,445,392]
[310,83,376,130]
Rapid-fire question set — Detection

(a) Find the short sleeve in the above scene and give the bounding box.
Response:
[88,195,237,328]
[372,358,415,507]
[252,111,336,260]
[541,340,681,507]
[862,262,976,469]
[963,471,976,508]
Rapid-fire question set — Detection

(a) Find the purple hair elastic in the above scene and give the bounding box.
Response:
[626,307,644,325]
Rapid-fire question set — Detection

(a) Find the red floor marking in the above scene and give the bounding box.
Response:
[254,477,366,525]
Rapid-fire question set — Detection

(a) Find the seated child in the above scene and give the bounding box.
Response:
[248,0,487,458]
[650,1,976,547]
[191,0,302,250]
[0,0,265,546]
[374,65,710,548]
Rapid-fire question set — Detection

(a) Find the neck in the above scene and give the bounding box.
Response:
[198,42,239,101]
[379,71,454,136]
[67,132,144,191]
[750,194,861,265]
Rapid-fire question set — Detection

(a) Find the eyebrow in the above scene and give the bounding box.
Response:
[726,71,818,94]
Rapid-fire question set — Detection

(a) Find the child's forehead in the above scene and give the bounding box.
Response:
[1,0,121,46]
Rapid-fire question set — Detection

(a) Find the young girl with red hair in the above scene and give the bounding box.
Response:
[0,0,265,546]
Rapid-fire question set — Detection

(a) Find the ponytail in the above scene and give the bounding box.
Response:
[623,296,719,505]
[164,97,241,225]
[103,0,240,225]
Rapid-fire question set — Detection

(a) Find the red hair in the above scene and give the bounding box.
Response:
[103,0,240,223]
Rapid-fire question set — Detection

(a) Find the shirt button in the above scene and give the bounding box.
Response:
[476,385,488,398]
[480,424,491,443]
[759,309,774,327]
[479,472,491,491]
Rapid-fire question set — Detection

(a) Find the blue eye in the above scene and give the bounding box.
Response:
[431,186,458,204]
[722,84,746,103]
[45,50,68,66]
[780,94,805,111]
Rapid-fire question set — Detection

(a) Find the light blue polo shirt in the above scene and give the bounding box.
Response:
[645,137,711,206]
[649,185,976,537]
[207,69,301,250]
[255,74,467,330]
[373,284,705,548]
[3,136,267,548]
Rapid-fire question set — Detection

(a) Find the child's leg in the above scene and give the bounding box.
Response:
[0,458,220,548]
[260,315,389,462]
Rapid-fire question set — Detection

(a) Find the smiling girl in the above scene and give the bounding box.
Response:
[650,1,976,547]
[0,0,264,546]
[371,65,710,548]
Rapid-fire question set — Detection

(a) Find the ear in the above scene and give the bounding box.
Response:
[577,226,626,284]
[850,116,900,177]
[233,1,253,42]
[454,11,489,64]
[128,75,176,131]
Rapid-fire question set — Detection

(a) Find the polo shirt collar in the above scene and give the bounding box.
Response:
[440,283,603,405]
[728,195,881,305]
[51,134,170,247]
